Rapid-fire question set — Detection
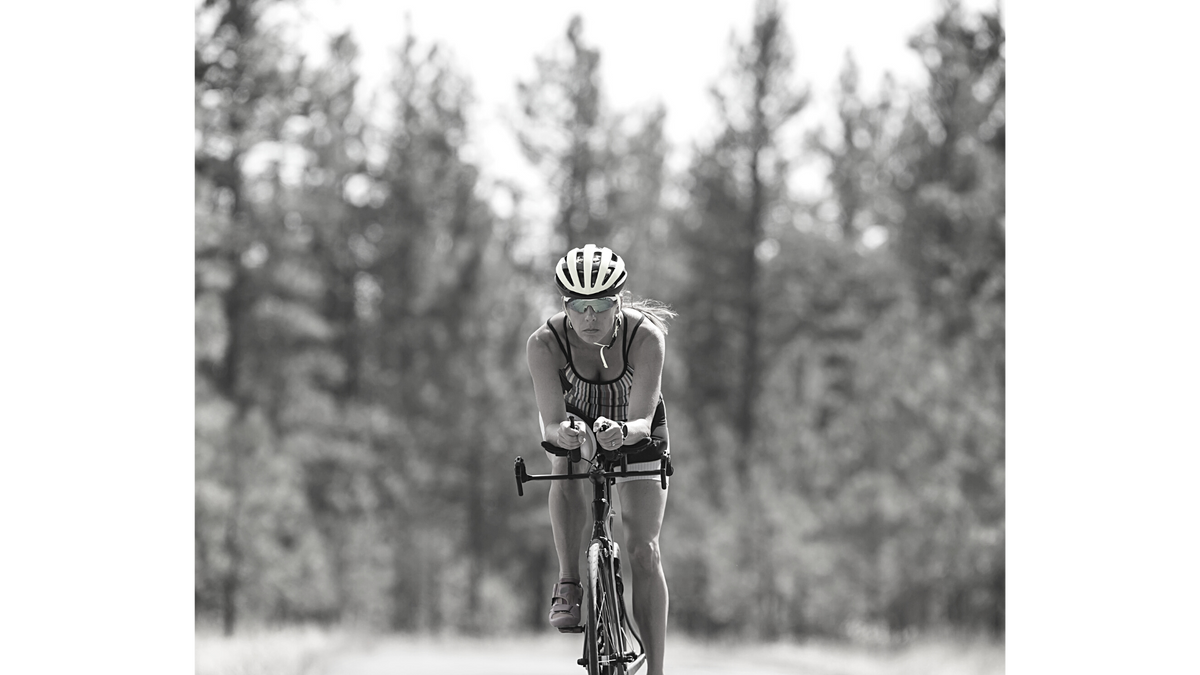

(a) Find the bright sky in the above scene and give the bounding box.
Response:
[286,0,999,212]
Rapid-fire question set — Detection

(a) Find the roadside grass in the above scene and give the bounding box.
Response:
[195,627,1003,675]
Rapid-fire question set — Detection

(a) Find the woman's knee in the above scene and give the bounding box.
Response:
[547,454,570,473]
[549,477,583,503]
[627,537,661,571]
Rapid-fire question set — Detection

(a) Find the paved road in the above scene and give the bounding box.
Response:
[196,631,1002,675]
[316,634,1003,675]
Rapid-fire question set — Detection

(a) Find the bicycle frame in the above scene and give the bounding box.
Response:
[514,433,670,675]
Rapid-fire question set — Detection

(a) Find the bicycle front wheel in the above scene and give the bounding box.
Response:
[585,541,605,675]
[586,541,629,675]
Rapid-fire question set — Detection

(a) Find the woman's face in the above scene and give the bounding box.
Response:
[564,295,620,344]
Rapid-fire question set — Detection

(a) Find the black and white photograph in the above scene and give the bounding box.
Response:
[191,1,1006,673]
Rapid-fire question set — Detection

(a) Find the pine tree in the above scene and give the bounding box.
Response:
[516,15,670,265]
[672,0,810,637]
[195,0,315,635]
[803,0,1005,634]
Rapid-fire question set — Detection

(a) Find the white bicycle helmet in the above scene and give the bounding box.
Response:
[554,244,628,298]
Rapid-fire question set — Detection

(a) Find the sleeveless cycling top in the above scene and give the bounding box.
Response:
[546,310,645,426]
[546,309,670,466]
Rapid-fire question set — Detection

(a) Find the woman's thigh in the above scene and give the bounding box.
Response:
[617,478,668,544]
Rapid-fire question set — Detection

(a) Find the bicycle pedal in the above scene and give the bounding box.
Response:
[558,625,584,634]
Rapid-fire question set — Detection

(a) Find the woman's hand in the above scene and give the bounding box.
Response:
[554,419,585,449]
[593,416,626,451]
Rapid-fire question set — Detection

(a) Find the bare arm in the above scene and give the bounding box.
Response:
[527,323,585,449]
[595,311,665,447]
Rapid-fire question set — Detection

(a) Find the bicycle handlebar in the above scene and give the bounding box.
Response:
[515,436,673,496]
[511,451,672,494]
[516,439,676,497]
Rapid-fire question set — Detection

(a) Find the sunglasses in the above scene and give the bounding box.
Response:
[564,295,619,313]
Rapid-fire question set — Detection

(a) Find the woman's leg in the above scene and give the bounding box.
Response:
[546,430,596,627]
[617,478,668,675]
[547,452,588,580]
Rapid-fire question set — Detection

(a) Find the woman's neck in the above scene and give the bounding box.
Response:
[566,310,623,369]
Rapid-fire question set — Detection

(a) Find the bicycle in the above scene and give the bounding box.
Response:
[514,417,672,675]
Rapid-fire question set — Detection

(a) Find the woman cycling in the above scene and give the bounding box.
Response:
[526,244,675,675]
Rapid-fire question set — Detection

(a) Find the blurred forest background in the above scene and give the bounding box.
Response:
[195,0,1004,643]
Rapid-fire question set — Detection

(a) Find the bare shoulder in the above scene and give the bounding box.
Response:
[626,309,666,357]
[527,313,566,366]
